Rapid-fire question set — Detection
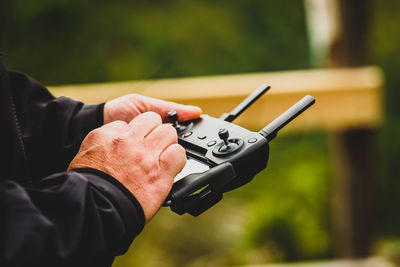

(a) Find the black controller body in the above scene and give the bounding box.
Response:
[165,115,269,216]
[164,85,315,217]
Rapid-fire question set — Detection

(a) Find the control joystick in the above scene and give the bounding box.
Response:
[213,129,244,156]
[218,128,230,147]
[167,110,179,126]
[168,110,192,133]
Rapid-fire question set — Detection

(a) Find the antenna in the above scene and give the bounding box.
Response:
[219,84,271,122]
[259,95,315,142]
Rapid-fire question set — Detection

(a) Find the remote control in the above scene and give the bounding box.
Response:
[163,84,315,216]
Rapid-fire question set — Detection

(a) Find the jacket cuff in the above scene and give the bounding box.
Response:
[73,168,146,243]
[77,103,104,131]
[96,103,105,125]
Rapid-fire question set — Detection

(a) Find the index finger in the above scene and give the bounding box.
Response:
[138,95,202,122]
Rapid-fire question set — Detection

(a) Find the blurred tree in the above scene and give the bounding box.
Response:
[305,0,376,257]
[0,0,309,84]
[371,0,400,238]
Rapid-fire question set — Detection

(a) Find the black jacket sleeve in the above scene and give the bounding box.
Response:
[0,66,146,266]
[0,168,145,266]
[8,71,105,181]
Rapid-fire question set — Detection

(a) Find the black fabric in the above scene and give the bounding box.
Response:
[0,57,145,266]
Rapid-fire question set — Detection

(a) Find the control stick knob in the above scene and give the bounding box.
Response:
[168,110,179,128]
[213,128,244,156]
[218,128,230,147]
[168,110,192,133]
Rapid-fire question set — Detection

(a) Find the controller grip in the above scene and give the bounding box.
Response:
[222,174,257,193]
[165,162,236,216]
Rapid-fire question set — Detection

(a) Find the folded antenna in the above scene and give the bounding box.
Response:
[259,95,315,142]
[219,84,270,122]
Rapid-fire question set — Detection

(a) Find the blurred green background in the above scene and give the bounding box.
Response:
[1,0,400,266]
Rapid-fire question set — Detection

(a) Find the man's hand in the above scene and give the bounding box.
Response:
[104,94,202,124]
[68,112,185,223]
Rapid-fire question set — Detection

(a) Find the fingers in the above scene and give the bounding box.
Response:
[128,112,162,138]
[101,110,186,180]
[168,104,202,122]
[104,94,202,126]
[159,144,186,178]
[138,95,202,122]
[145,123,178,153]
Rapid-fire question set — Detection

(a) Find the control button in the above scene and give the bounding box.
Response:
[207,140,217,147]
[182,131,193,138]
[198,135,207,140]
[248,138,257,143]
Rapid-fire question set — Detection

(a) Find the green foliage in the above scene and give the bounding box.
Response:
[0,0,309,84]
[228,134,331,264]
[370,0,400,236]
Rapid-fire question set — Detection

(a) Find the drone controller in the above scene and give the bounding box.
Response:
[163,84,315,216]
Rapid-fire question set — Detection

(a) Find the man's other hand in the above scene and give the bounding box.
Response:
[68,112,186,223]
[104,94,202,124]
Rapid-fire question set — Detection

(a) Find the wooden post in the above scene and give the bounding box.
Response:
[305,0,375,257]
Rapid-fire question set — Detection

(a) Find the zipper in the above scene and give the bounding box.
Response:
[9,85,33,187]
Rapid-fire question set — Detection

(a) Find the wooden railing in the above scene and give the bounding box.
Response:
[49,66,383,133]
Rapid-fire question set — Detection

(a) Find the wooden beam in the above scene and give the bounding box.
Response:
[49,66,383,133]
[305,0,375,258]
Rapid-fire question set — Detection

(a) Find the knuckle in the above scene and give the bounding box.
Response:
[85,129,99,142]
[160,124,178,139]
[125,94,141,106]
[101,120,128,135]
[167,123,178,134]
[143,111,162,122]
[127,93,140,99]
[108,120,128,129]
[177,146,187,161]
[160,144,186,164]
[174,144,186,155]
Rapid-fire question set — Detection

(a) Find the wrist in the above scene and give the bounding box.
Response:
[72,168,146,239]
